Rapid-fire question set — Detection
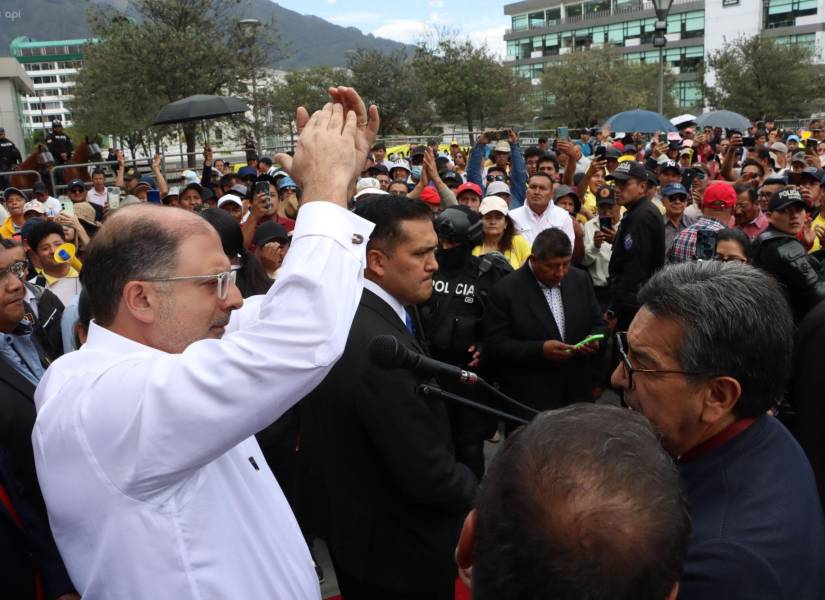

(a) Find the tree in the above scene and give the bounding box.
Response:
[71,0,279,165]
[704,35,825,120]
[412,35,532,136]
[538,47,677,127]
[347,49,436,135]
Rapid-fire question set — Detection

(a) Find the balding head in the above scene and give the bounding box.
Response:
[469,404,689,600]
[81,204,217,327]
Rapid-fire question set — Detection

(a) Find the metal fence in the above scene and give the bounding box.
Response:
[0,170,42,194]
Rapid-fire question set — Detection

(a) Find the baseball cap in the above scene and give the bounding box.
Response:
[662,183,688,198]
[553,184,579,201]
[253,221,289,247]
[486,181,511,197]
[419,186,441,206]
[702,182,736,209]
[595,185,615,205]
[68,179,85,191]
[181,169,199,184]
[479,195,509,216]
[493,140,511,154]
[276,175,298,191]
[132,180,152,193]
[124,166,140,180]
[800,167,825,182]
[768,186,807,212]
[787,135,801,143]
[409,146,426,157]
[217,194,243,209]
[623,144,637,155]
[605,147,622,160]
[646,170,660,187]
[660,160,681,174]
[605,160,648,181]
[356,178,380,194]
[791,152,807,165]
[237,166,258,179]
[679,148,692,157]
[771,142,788,154]
[456,182,482,198]
[23,200,45,215]
[162,186,180,203]
[389,160,411,175]
[440,170,462,184]
[354,187,388,200]
[32,182,48,194]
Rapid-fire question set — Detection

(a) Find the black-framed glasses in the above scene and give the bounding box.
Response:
[0,260,27,284]
[145,266,239,300]
[615,331,703,389]
[486,174,507,183]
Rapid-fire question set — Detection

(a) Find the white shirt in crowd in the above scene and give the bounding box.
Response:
[42,195,61,217]
[32,202,374,600]
[85,186,108,207]
[509,201,575,247]
[582,217,613,288]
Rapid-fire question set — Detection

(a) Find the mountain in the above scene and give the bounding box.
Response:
[0,0,410,69]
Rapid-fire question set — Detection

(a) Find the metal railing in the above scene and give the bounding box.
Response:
[0,170,42,193]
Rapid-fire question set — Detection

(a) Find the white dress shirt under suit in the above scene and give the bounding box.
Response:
[32,202,374,600]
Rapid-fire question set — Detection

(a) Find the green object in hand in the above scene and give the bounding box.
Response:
[572,333,605,350]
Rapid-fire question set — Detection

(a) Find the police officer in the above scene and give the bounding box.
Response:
[0,127,22,172]
[605,161,666,331]
[753,186,825,322]
[46,120,73,166]
[418,205,512,478]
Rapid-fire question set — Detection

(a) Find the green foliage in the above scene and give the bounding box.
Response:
[539,47,677,127]
[412,35,532,134]
[704,35,825,119]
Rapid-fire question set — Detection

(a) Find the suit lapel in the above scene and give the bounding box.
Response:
[520,266,561,340]
[361,289,425,353]
[0,356,36,402]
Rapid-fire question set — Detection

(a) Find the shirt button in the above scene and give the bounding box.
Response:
[352,234,364,245]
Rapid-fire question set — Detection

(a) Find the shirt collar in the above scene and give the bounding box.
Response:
[84,321,166,357]
[363,279,407,325]
[39,266,79,286]
[528,260,559,291]
[527,201,554,221]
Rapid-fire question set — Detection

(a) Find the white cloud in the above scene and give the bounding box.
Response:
[467,25,507,59]
[373,19,434,43]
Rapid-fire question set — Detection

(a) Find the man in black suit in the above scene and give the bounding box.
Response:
[298,195,477,600]
[485,228,607,412]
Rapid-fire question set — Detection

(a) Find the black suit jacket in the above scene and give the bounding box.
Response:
[0,359,75,599]
[484,264,607,412]
[298,288,477,592]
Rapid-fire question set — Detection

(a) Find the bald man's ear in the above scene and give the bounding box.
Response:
[666,581,679,600]
[121,280,160,325]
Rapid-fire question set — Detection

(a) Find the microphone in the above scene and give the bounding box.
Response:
[54,242,82,272]
[368,334,479,384]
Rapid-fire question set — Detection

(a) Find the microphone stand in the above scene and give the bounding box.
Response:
[418,384,530,426]
[474,377,539,417]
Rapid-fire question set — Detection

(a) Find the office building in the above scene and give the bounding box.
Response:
[503,0,825,109]
[0,58,34,151]
[9,36,92,134]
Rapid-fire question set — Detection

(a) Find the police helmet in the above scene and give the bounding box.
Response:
[434,205,483,245]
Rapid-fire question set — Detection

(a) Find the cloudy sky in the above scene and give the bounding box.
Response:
[274,0,509,57]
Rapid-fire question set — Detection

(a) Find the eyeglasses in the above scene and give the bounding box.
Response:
[715,254,747,264]
[0,261,27,284]
[486,174,507,182]
[145,266,239,300]
[615,331,703,389]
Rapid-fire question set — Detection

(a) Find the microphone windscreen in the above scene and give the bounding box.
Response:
[368,334,402,368]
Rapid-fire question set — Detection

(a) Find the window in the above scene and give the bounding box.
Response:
[765,0,817,28]
[566,3,583,19]
[512,15,528,31]
[507,40,519,57]
[546,7,561,24]
[529,11,545,28]
[584,0,610,15]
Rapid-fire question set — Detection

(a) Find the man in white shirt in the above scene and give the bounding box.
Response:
[509,172,575,247]
[85,168,109,208]
[32,88,379,600]
[32,181,62,217]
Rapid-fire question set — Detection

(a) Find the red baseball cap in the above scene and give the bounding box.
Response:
[419,186,441,206]
[455,182,482,198]
[702,181,736,209]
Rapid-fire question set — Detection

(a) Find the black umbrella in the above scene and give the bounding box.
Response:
[695,110,751,132]
[152,95,249,126]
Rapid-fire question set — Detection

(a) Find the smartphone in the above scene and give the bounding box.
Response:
[147,189,161,204]
[595,146,606,159]
[60,198,74,215]
[682,167,696,190]
[565,333,606,352]
[694,229,718,261]
[558,126,569,139]
[599,216,612,231]
[255,180,272,211]
[107,188,120,210]
[488,129,509,142]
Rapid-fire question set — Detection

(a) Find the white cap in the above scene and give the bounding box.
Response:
[163,186,180,199]
[493,140,511,153]
[23,200,45,214]
[356,177,381,193]
[486,181,511,197]
[354,187,388,200]
[182,169,200,184]
[479,195,509,216]
[389,160,411,174]
[217,194,243,208]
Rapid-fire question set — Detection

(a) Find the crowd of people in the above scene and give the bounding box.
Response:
[1,88,825,600]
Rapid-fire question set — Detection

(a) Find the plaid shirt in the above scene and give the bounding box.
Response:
[667,217,727,263]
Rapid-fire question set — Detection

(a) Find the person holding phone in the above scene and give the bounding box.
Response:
[582,186,621,310]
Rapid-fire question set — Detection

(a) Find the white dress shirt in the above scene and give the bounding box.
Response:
[32,201,374,600]
[509,201,575,247]
[363,278,406,325]
[582,217,612,288]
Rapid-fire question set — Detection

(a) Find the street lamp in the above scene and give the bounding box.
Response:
[652,0,674,115]
[238,18,262,153]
